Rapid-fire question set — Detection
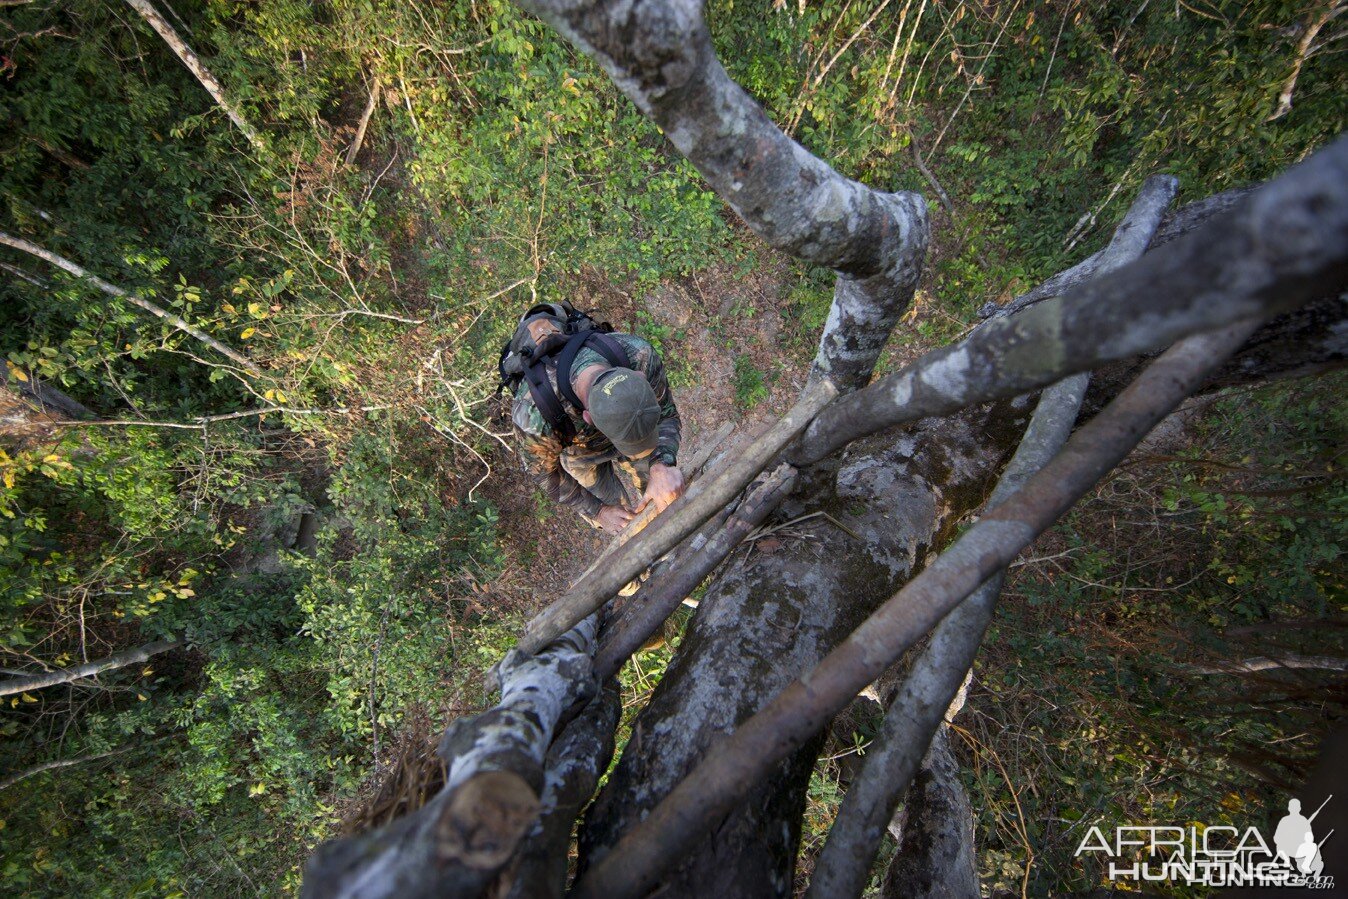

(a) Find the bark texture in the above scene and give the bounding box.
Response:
[578,400,1031,896]
[303,616,599,899]
[575,319,1264,898]
[806,173,1178,899]
[879,728,979,899]
[505,683,622,899]
[510,0,928,391]
[593,463,798,682]
[793,136,1348,464]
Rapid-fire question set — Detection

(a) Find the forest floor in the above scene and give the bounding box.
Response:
[476,250,811,617]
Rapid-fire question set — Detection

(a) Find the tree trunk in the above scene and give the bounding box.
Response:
[879,727,979,899]
[578,400,1030,895]
[123,0,264,151]
[577,302,1347,898]
[0,638,182,697]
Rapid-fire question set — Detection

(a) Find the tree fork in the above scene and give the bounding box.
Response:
[573,318,1266,899]
[807,172,1180,897]
[792,136,1348,465]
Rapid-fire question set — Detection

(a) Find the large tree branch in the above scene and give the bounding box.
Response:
[792,136,1348,465]
[123,0,264,151]
[806,173,1179,898]
[303,616,600,899]
[504,683,622,899]
[513,0,927,390]
[0,638,182,697]
[0,231,264,377]
[572,317,1266,899]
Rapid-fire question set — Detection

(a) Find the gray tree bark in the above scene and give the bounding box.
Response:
[805,173,1180,899]
[0,638,182,698]
[123,0,264,150]
[879,727,979,899]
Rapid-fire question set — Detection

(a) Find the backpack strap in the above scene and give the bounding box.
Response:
[556,332,632,412]
[522,358,576,445]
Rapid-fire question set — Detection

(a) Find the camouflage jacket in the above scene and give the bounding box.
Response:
[511,333,682,517]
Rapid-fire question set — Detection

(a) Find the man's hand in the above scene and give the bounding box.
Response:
[638,462,685,516]
[595,504,635,533]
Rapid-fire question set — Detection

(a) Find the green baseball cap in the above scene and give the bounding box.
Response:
[588,368,661,457]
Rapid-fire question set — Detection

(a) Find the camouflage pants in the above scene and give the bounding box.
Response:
[560,444,650,527]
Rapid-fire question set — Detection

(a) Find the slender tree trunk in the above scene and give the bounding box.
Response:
[122,0,264,151]
[0,231,263,376]
[0,638,182,697]
[1267,2,1345,121]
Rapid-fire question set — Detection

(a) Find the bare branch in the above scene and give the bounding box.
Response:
[0,638,182,697]
[792,137,1348,465]
[346,78,382,168]
[1185,655,1348,674]
[571,318,1266,899]
[123,0,264,151]
[516,378,836,657]
[1268,1,1346,121]
[0,231,264,376]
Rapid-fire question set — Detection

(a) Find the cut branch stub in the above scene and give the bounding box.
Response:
[516,377,836,657]
[303,616,599,899]
[571,318,1267,899]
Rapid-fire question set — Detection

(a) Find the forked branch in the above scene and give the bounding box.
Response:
[513,0,928,390]
[572,318,1267,899]
[792,136,1348,464]
[807,173,1180,898]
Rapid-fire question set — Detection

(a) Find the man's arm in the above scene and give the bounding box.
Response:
[636,340,685,513]
[640,342,682,467]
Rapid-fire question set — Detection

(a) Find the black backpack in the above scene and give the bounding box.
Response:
[497,301,631,445]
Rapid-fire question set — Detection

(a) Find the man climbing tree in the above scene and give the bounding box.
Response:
[502,303,685,533]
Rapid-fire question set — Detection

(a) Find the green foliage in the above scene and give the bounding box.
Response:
[733,353,770,410]
[0,0,1342,893]
[973,371,1347,895]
